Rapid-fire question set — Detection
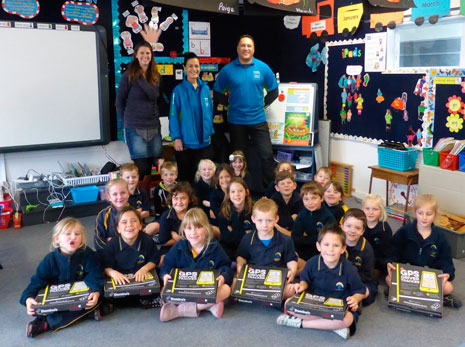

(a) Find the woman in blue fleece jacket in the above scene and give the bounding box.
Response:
[20,218,104,338]
[169,52,214,182]
[160,208,233,322]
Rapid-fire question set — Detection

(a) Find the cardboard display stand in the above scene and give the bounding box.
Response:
[33,281,90,314]
[232,265,288,307]
[162,268,218,304]
[388,263,443,318]
[104,270,161,298]
[285,292,348,320]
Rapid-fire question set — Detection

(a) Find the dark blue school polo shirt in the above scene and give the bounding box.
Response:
[301,255,366,300]
[345,237,376,285]
[128,187,151,212]
[390,221,455,280]
[94,205,119,250]
[364,221,393,270]
[237,229,297,268]
[213,57,278,125]
[194,179,213,216]
[292,206,336,261]
[271,190,303,230]
[217,204,252,259]
[158,208,182,245]
[101,232,160,274]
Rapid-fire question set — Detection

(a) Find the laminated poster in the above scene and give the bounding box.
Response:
[62,1,99,25]
[2,0,39,19]
[364,32,387,72]
[284,112,310,145]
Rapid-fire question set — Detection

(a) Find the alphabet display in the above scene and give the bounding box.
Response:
[388,263,443,318]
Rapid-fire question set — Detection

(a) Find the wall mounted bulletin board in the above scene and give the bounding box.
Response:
[324,39,425,145]
[424,70,465,147]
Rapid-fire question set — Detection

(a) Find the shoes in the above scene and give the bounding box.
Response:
[333,327,350,340]
[383,286,389,299]
[160,302,198,322]
[140,297,162,309]
[208,302,224,319]
[26,317,49,338]
[93,307,102,321]
[443,294,462,308]
[276,313,302,328]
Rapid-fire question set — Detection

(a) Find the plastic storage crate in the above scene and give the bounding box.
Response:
[377,147,418,171]
[0,207,13,229]
[439,151,458,171]
[422,148,439,167]
[70,185,99,204]
[59,174,109,187]
[458,152,465,172]
[276,150,293,162]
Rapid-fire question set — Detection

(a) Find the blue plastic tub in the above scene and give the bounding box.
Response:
[70,185,99,204]
[378,147,418,171]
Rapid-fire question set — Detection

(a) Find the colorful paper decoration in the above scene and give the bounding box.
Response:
[152,0,239,15]
[366,0,416,9]
[446,95,464,115]
[1,0,39,19]
[337,3,363,36]
[376,89,384,103]
[446,114,464,133]
[249,0,316,14]
[370,12,404,31]
[301,0,334,40]
[306,43,328,72]
[411,0,451,25]
[62,1,99,26]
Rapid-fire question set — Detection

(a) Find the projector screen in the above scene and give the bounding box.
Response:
[0,23,110,152]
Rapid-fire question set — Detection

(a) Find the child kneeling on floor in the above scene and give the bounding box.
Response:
[20,218,104,338]
[278,223,366,340]
[160,208,233,321]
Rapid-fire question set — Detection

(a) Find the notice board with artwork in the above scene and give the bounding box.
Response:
[265,83,318,147]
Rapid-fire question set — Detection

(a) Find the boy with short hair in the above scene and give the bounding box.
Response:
[277,224,366,340]
[154,161,178,218]
[120,163,150,219]
[120,163,158,236]
[314,166,332,188]
[292,181,336,271]
[342,208,378,306]
[236,197,298,299]
[271,171,303,237]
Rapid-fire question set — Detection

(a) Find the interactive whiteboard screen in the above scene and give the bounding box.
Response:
[0,24,110,152]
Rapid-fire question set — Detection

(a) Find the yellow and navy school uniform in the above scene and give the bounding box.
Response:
[301,255,366,335]
[345,237,378,306]
[271,190,303,230]
[94,205,119,251]
[364,221,393,271]
[100,232,161,274]
[324,201,348,225]
[390,221,455,280]
[153,182,171,217]
[194,178,214,217]
[157,207,182,246]
[20,247,104,332]
[160,238,234,286]
[292,206,336,261]
[128,187,151,215]
[217,203,252,259]
[237,229,297,268]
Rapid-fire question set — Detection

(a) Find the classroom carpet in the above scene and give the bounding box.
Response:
[1,198,464,347]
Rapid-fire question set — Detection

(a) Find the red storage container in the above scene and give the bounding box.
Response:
[439,151,458,171]
[0,207,13,229]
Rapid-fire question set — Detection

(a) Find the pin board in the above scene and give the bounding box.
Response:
[265,83,318,147]
[324,39,425,145]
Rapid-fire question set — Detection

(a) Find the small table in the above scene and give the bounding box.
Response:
[368,166,419,224]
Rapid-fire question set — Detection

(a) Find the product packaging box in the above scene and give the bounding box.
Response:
[388,263,443,318]
[285,292,347,320]
[162,268,218,304]
[104,270,161,298]
[33,281,90,314]
[232,265,288,307]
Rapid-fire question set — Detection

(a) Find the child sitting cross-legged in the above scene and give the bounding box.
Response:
[236,197,298,299]
[160,208,233,321]
[277,223,366,340]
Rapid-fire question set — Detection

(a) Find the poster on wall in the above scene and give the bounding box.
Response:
[248,0,316,14]
[189,21,211,57]
[154,0,239,15]
[1,0,40,18]
[62,1,100,25]
[364,32,387,72]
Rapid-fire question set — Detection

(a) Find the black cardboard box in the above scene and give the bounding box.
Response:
[162,268,218,304]
[104,270,161,298]
[388,263,443,318]
[232,265,288,307]
[285,292,347,320]
[33,281,90,314]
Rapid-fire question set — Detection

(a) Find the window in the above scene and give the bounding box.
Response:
[387,17,465,70]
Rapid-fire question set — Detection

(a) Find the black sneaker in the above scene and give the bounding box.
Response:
[140,296,162,309]
[26,317,49,338]
[443,294,462,308]
[383,286,389,299]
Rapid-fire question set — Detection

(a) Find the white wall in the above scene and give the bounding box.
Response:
[1,141,131,183]
[330,138,389,199]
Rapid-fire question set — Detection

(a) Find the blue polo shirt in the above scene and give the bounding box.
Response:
[94,205,119,251]
[345,237,376,286]
[100,232,161,274]
[301,255,366,300]
[237,229,297,268]
[128,187,150,213]
[213,57,278,125]
[158,208,182,245]
[271,190,303,230]
[364,221,393,270]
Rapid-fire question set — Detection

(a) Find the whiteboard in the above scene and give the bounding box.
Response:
[0,24,110,152]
